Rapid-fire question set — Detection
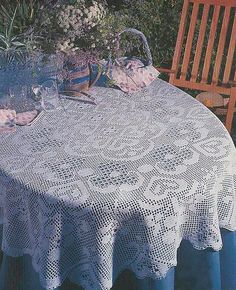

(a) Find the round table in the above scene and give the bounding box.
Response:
[0,79,235,290]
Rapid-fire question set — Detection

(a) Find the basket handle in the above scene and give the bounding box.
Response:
[115,28,153,66]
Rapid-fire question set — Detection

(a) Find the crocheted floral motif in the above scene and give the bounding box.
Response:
[0,79,235,290]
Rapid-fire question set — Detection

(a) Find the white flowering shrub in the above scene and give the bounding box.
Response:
[54,0,107,54]
[34,0,128,64]
[58,1,105,32]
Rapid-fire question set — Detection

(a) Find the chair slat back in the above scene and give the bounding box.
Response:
[211,6,231,84]
[170,0,236,96]
[201,5,220,83]
[180,2,200,81]
[223,13,236,83]
[190,4,210,82]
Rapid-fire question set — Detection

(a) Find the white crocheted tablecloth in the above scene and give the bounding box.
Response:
[0,79,235,290]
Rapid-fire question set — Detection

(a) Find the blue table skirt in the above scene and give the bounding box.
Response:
[0,228,235,290]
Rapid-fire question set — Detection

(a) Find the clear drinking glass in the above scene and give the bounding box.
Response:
[1,85,36,113]
[38,80,60,112]
[0,93,9,109]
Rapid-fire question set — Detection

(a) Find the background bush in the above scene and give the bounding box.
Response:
[108,0,183,68]
[0,0,183,68]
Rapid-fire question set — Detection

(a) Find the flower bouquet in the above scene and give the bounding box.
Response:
[36,0,126,98]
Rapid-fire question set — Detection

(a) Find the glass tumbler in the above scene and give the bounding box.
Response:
[36,80,61,112]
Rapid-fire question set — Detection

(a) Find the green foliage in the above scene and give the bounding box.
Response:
[110,0,183,67]
[0,0,42,35]
[0,0,183,67]
[0,7,26,51]
[13,0,41,33]
[0,0,44,58]
[89,12,128,58]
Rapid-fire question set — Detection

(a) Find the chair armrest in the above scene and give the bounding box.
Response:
[156,67,176,74]
[222,81,236,87]
[228,80,236,86]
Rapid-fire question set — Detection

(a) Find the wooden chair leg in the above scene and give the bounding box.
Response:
[225,87,236,133]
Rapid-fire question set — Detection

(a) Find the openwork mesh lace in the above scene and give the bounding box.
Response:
[0,79,235,290]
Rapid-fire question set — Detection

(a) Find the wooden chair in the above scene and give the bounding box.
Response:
[158,0,236,133]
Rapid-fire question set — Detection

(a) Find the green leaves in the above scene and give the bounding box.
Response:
[0,6,25,52]
[113,0,183,67]
[68,0,77,4]
[14,0,41,32]
[6,7,17,43]
[0,0,41,35]
[0,0,43,54]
